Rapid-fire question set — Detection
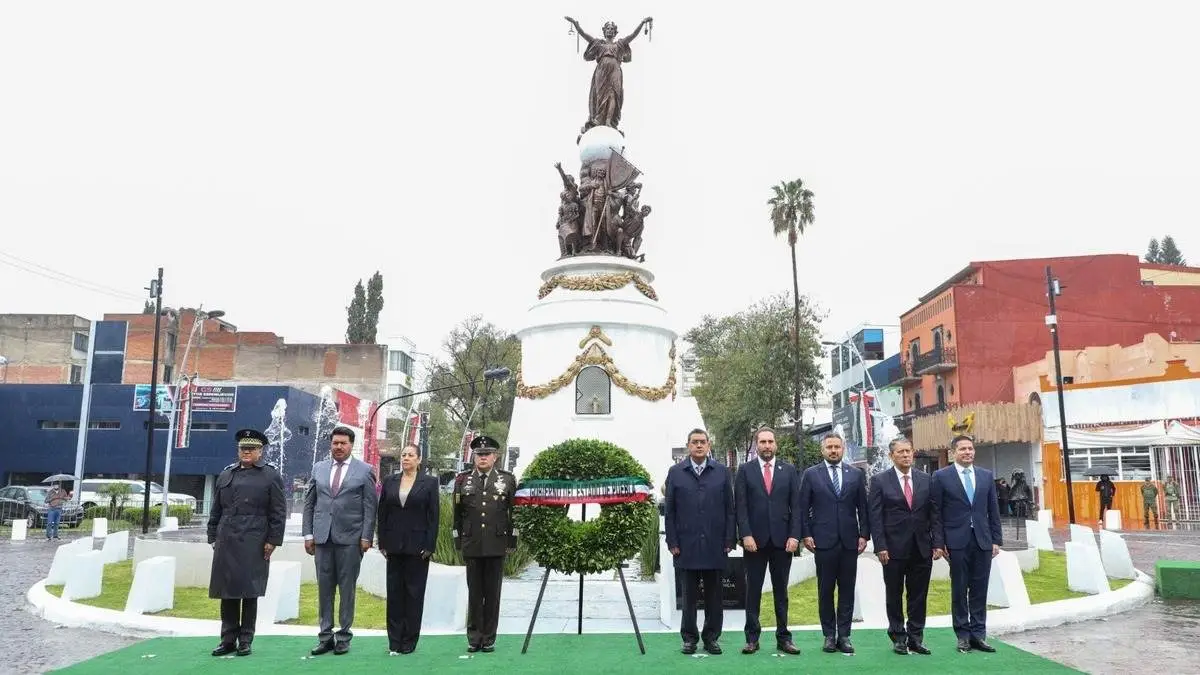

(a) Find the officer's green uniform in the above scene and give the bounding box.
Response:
[452,435,517,652]
[1140,479,1159,527]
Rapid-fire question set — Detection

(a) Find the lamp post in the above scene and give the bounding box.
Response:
[160,308,224,526]
[365,367,511,471]
[141,268,164,535]
[1045,266,1076,525]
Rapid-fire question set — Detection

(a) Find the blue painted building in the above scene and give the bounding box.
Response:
[0,383,322,513]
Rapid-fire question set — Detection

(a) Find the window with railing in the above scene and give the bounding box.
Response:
[1064,446,1152,481]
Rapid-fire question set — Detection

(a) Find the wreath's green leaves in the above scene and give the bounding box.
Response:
[514,438,657,575]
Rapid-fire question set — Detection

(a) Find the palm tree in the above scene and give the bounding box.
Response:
[768,178,815,447]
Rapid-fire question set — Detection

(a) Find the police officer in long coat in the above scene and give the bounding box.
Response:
[452,435,517,653]
[207,429,287,657]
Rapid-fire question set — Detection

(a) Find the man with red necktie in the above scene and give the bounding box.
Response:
[868,436,940,656]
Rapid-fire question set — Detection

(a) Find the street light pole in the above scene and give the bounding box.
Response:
[365,367,511,472]
[1046,265,1076,525]
[141,267,164,535]
[160,308,224,526]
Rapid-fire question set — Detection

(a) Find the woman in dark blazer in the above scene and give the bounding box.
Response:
[377,444,440,654]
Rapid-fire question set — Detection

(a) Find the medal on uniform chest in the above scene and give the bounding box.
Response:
[494,477,507,495]
[464,476,476,495]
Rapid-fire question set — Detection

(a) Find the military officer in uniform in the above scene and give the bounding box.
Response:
[207,429,287,657]
[453,435,517,653]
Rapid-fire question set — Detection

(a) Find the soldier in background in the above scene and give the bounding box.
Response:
[207,429,287,657]
[452,435,517,653]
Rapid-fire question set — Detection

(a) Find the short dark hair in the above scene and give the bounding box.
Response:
[888,436,913,453]
[950,434,973,450]
[331,426,356,443]
[821,432,844,445]
[686,428,709,444]
[754,427,776,442]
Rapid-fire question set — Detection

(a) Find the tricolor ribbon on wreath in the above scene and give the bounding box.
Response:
[514,477,653,506]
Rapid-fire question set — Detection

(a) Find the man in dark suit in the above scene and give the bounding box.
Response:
[665,428,735,656]
[734,427,801,655]
[798,432,869,654]
[931,435,1003,654]
[868,436,939,656]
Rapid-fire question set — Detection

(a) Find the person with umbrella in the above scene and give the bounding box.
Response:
[207,429,287,657]
[41,474,74,540]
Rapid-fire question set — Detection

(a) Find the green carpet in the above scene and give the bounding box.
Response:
[51,630,1077,674]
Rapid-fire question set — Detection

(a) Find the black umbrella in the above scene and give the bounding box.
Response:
[1082,467,1116,477]
[42,473,78,483]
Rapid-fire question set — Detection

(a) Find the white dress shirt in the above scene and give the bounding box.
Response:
[759,456,776,473]
[894,466,913,485]
[956,463,975,493]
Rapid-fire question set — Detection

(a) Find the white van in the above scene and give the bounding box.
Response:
[78,479,197,512]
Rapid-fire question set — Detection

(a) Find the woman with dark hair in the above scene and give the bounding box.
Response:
[377,445,440,654]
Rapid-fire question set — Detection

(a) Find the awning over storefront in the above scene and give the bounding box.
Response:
[1045,420,1200,449]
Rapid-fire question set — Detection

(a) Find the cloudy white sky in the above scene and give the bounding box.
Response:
[2,1,1198,363]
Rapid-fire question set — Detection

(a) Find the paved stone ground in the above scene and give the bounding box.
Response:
[2,529,137,675]
[10,521,1200,672]
[1002,522,1200,673]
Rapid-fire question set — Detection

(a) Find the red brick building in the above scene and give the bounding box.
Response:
[895,255,1200,484]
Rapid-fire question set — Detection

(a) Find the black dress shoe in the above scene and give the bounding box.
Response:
[212,643,236,657]
[703,641,722,655]
[893,640,909,655]
[236,644,251,657]
[777,640,801,655]
[837,638,855,654]
[822,636,838,653]
[481,644,495,653]
[969,638,996,653]
[741,642,759,654]
[681,642,697,655]
[957,638,971,653]
[467,644,481,653]
[311,640,335,656]
[333,641,350,655]
[908,641,932,655]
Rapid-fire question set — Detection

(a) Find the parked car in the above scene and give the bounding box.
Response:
[0,485,85,528]
[77,479,197,512]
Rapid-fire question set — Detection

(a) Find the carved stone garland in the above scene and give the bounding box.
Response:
[537,271,658,301]
[517,339,677,402]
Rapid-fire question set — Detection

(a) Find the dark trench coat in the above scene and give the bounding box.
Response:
[207,459,287,599]
[664,458,736,570]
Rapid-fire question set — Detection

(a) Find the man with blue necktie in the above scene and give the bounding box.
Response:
[930,435,1003,654]
[797,432,869,655]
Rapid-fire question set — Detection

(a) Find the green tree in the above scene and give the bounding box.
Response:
[345,279,367,343]
[685,293,824,455]
[768,178,816,447]
[1146,235,1187,266]
[776,433,824,471]
[142,300,154,314]
[425,316,521,449]
[364,271,384,343]
[1159,235,1187,266]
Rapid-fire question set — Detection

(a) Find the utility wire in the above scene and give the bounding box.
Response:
[0,250,143,301]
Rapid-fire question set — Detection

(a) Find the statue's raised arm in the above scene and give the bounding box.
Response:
[564,17,596,44]
[622,17,652,45]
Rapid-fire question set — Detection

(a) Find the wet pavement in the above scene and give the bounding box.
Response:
[1002,523,1200,673]
[2,530,137,675]
[8,522,1200,673]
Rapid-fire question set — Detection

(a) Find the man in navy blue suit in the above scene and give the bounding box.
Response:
[931,435,1003,653]
[665,428,736,656]
[734,427,801,655]
[868,436,939,656]
[798,432,869,655]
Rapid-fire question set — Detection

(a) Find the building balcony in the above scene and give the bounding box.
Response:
[894,402,947,428]
[914,346,957,375]
[889,360,922,385]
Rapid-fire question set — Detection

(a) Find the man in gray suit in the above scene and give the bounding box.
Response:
[303,425,378,656]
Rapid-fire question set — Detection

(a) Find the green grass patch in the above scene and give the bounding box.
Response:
[759,550,1132,626]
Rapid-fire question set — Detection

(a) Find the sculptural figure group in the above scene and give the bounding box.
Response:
[554,16,654,262]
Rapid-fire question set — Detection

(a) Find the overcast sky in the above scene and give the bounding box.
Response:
[3,1,1198,366]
